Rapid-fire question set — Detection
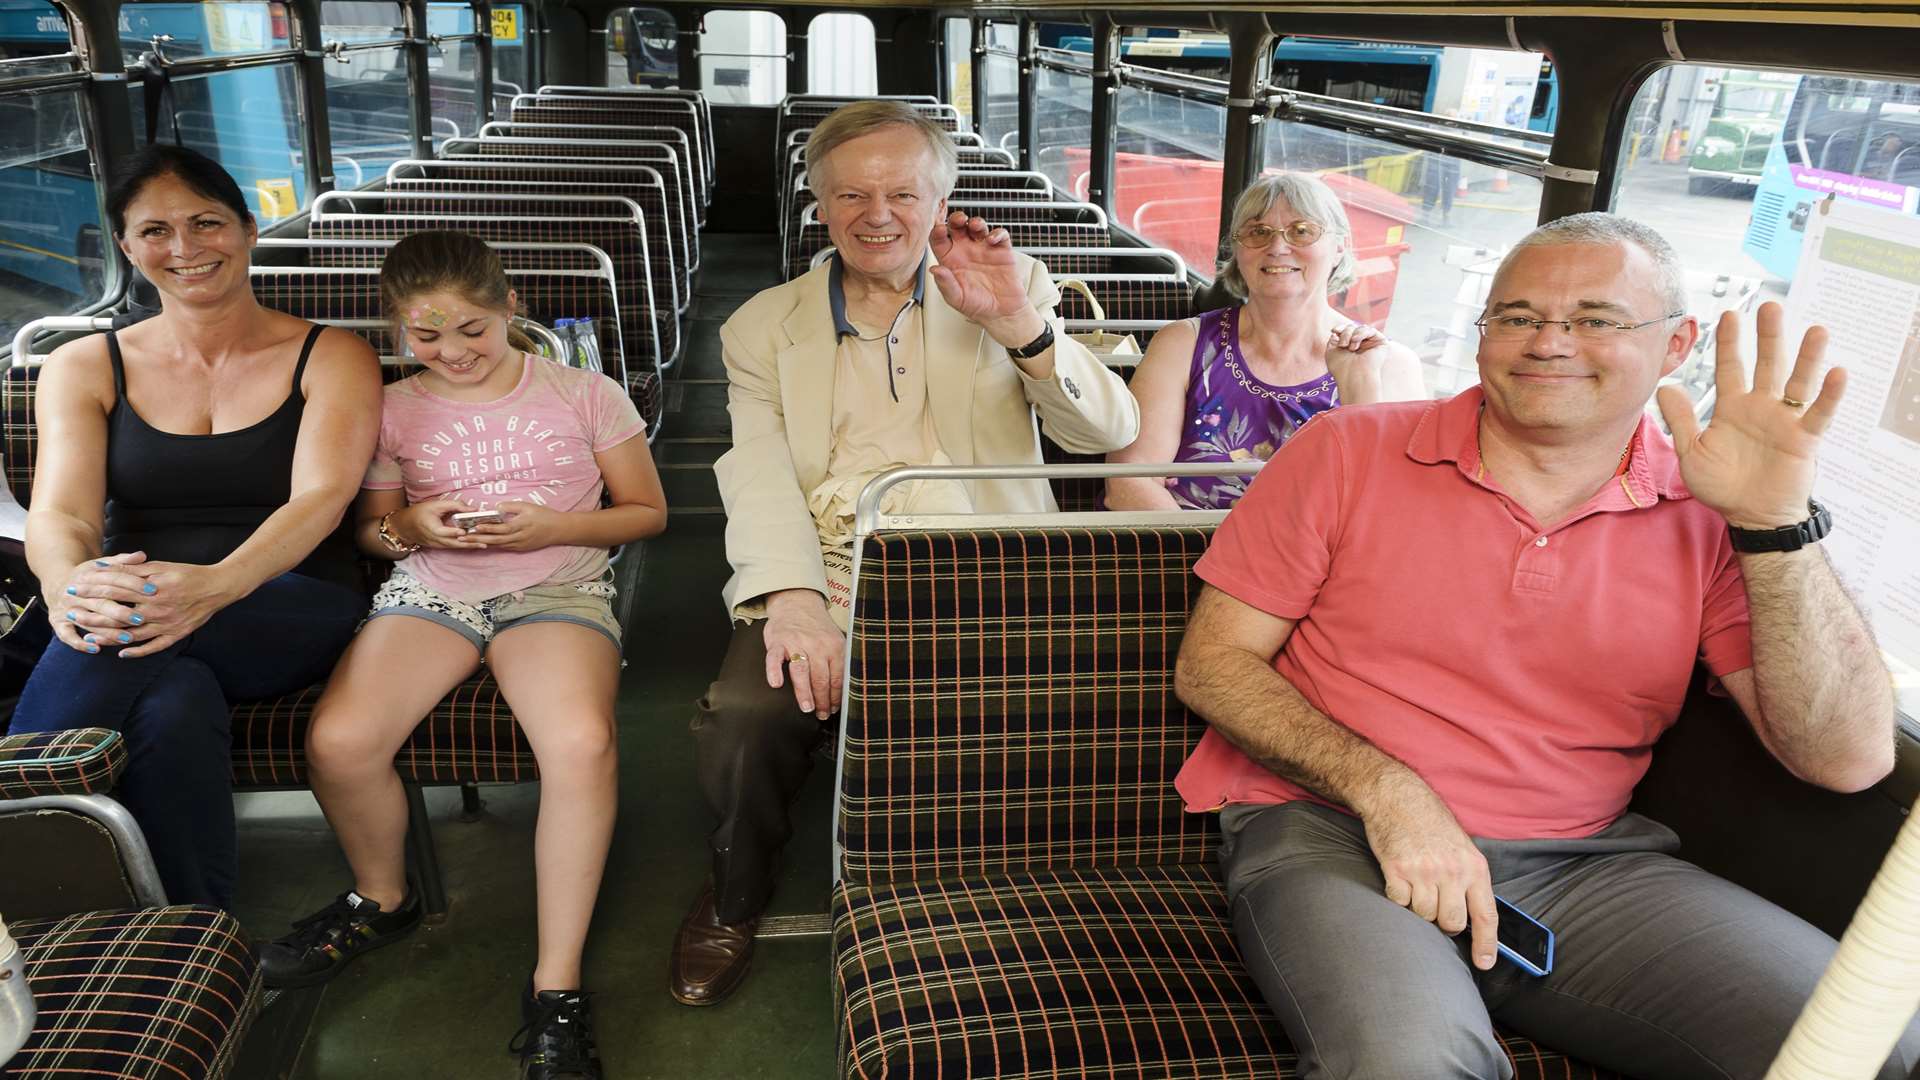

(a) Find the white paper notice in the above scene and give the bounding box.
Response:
[1784,198,1920,704]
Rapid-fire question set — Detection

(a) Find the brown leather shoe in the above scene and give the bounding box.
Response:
[669,885,756,1006]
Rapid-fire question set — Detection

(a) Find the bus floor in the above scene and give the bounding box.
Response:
[227,233,841,1079]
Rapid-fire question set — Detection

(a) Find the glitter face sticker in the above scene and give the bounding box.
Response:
[405,305,451,330]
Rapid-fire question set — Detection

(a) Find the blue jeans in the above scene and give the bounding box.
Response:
[8,572,365,909]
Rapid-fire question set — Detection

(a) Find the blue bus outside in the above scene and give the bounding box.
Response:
[1742,74,1920,281]
[1056,31,1556,132]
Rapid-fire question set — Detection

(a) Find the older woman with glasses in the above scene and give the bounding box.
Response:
[1106,172,1426,510]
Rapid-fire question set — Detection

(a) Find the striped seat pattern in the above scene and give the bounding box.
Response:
[834,865,1621,1080]
[832,526,1620,1079]
[229,674,536,787]
[7,905,260,1080]
[0,727,125,799]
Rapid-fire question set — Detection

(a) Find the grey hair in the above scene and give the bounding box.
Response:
[1215,172,1358,301]
[1501,212,1689,318]
[804,100,959,200]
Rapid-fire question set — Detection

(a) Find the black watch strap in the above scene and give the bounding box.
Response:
[1727,500,1833,553]
[1005,323,1055,360]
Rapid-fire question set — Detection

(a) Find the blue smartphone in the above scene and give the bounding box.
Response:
[1493,896,1555,976]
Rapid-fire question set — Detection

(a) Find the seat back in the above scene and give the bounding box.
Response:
[478,122,700,227]
[509,97,709,193]
[445,135,697,235]
[837,520,1222,888]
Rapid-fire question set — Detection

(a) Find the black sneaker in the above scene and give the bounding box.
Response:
[257,889,421,989]
[509,982,603,1079]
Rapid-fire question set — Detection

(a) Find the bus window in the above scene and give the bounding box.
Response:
[1113,80,1226,278]
[1264,122,1543,396]
[807,14,873,96]
[1608,65,1881,404]
[129,65,305,218]
[320,0,411,190]
[699,10,784,107]
[491,2,529,116]
[980,20,1020,156]
[1033,24,1091,197]
[0,0,106,343]
[942,17,970,128]
[1529,59,1558,133]
[426,3,482,144]
[606,6,675,90]
[119,0,293,64]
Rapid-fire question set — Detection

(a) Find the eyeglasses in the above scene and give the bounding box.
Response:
[1474,312,1687,340]
[1233,220,1326,249]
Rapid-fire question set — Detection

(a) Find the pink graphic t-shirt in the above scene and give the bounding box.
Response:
[364,355,646,603]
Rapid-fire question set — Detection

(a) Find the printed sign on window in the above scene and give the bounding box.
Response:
[257,178,297,219]
[491,9,519,41]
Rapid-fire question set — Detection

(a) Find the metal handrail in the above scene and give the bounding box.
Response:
[11,316,115,369]
[855,461,1259,536]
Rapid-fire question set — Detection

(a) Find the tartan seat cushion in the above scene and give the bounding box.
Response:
[832,865,1623,1080]
[229,674,535,787]
[8,905,260,1080]
[841,527,1219,887]
[0,728,124,799]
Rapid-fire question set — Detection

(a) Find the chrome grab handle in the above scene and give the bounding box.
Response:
[0,915,35,1064]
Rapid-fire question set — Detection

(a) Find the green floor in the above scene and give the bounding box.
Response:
[230,234,840,1079]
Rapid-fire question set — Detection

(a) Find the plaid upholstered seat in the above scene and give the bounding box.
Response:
[833,526,1620,1079]
[7,905,259,1080]
[230,674,534,787]
[0,728,124,799]
[833,866,1621,1080]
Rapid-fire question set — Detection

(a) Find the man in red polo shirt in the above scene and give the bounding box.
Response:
[1175,212,1918,1078]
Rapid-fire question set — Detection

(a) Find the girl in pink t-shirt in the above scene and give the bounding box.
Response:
[258,231,665,1076]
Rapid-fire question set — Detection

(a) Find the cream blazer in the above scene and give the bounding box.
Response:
[714,250,1141,618]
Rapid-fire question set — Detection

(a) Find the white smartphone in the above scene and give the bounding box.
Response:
[450,509,505,531]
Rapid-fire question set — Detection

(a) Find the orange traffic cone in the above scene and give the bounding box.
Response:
[1491,170,1510,193]
[1662,127,1684,163]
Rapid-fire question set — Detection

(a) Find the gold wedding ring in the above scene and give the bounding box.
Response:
[1781,395,1809,409]
[788,653,809,664]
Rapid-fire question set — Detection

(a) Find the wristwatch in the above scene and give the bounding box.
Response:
[378,510,421,555]
[1727,500,1832,553]
[1004,323,1055,360]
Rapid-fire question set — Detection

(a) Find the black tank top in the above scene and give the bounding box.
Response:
[102,325,360,591]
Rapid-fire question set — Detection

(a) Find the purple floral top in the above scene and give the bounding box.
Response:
[1168,306,1339,510]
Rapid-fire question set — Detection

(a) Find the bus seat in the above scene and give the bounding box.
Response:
[831,520,1619,1078]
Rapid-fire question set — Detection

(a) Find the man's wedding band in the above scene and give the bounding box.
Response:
[789,653,809,664]
[1781,396,1809,409]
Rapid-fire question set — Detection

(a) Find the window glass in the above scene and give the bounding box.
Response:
[320,44,411,188]
[0,87,108,343]
[699,10,784,106]
[429,38,481,144]
[1262,122,1542,393]
[1114,84,1225,277]
[1034,47,1091,199]
[1611,65,1920,724]
[0,0,80,77]
[129,65,306,220]
[318,0,402,44]
[943,17,971,129]
[980,21,1019,156]
[120,1,294,65]
[491,2,529,117]
[606,6,676,89]
[807,13,873,96]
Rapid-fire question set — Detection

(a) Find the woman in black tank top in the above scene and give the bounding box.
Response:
[6,146,382,910]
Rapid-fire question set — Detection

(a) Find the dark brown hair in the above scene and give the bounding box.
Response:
[106,145,254,238]
[379,230,538,354]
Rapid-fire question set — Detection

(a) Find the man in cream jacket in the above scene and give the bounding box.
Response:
[671,100,1139,1006]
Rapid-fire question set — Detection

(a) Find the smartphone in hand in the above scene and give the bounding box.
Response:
[1493,896,1554,976]
[450,509,505,531]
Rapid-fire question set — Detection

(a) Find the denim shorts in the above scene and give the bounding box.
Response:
[367,571,622,653]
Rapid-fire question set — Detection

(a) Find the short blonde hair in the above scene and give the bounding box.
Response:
[1216,172,1358,300]
[804,100,959,199]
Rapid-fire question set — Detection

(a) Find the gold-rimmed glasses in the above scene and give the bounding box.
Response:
[1233,219,1326,249]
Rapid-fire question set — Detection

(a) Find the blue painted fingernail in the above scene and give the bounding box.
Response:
[65,586,77,595]
[117,632,131,644]
[65,611,76,621]
[86,644,99,653]
[129,613,144,625]
[84,634,97,644]
[142,583,157,595]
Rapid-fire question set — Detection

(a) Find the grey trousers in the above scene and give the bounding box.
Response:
[1221,801,1920,1080]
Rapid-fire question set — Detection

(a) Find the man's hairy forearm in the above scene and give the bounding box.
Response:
[1175,641,1422,815]
[1742,547,1894,791]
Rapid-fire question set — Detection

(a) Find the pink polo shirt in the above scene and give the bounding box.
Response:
[1176,387,1753,839]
